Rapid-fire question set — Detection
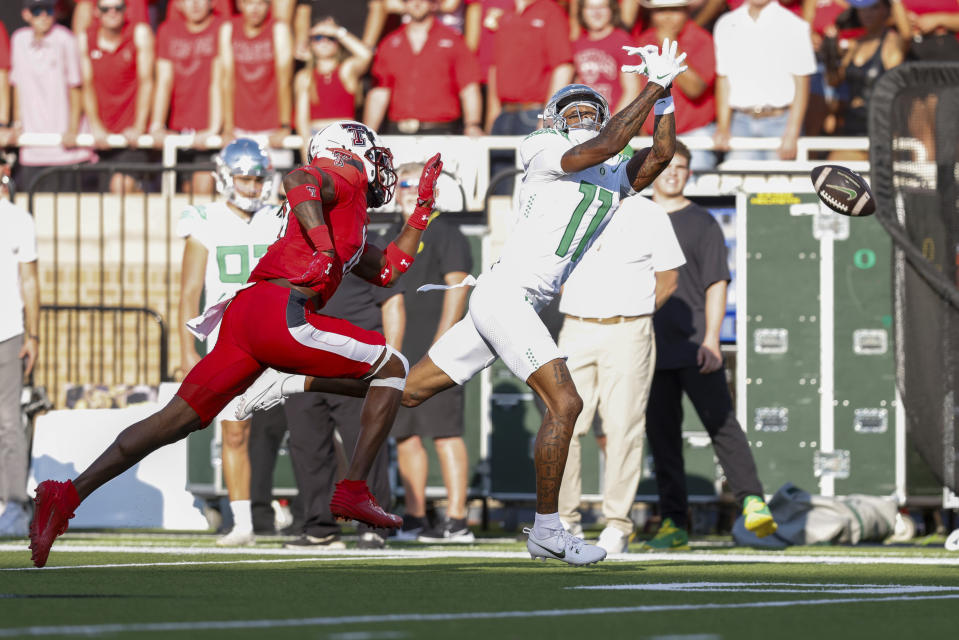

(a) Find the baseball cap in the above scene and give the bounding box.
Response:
[23,0,56,9]
[847,0,881,7]
[639,0,691,8]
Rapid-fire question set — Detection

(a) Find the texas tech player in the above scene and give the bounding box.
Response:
[28,121,443,568]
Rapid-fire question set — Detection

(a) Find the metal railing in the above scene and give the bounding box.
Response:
[39,304,169,408]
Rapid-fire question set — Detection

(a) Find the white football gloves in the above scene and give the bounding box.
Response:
[621,37,688,89]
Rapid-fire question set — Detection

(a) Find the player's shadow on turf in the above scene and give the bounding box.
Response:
[30,456,165,529]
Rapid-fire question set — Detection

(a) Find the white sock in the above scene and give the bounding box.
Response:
[281,374,308,396]
[230,500,253,533]
[533,512,562,539]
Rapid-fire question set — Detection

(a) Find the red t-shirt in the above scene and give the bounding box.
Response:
[372,21,480,122]
[464,0,514,83]
[86,23,139,132]
[492,0,573,103]
[157,17,222,131]
[310,69,355,120]
[635,21,716,134]
[573,29,634,110]
[0,22,9,71]
[250,155,369,292]
[231,16,280,131]
[77,0,150,25]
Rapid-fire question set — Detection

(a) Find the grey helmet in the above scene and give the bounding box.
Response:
[542,84,610,133]
[214,138,274,212]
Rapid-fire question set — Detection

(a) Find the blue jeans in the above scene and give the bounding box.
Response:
[726,110,790,161]
[682,121,718,171]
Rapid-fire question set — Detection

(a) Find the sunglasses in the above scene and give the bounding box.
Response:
[29,5,55,16]
[311,34,335,42]
[399,180,419,189]
[98,3,127,13]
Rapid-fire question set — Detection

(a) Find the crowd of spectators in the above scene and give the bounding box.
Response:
[0,0,957,192]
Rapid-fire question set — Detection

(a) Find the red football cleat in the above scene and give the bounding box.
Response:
[329,479,402,529]
[29,479,80,568]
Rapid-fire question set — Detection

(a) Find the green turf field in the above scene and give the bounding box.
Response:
[2,532,959,639]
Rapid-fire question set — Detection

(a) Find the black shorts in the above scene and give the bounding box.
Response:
[391,384,465,441]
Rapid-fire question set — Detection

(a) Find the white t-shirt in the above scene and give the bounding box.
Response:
[485,127,635,304]
[713,2,816,109]
[176,201,285,344]
[560,194,686,318]
[0,200,38,342]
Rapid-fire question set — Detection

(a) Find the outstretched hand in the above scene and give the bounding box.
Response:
[624,38,688,89]
[621,44,658,76]
[417,153,443,207]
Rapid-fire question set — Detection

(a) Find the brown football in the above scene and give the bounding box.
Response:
[810,164,876,217]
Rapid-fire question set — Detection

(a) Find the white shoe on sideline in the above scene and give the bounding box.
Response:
[235,369,291,420]
[0,501,30,537]
[597,526,630,554]
[216,528,255,547]
[524,526,607,566]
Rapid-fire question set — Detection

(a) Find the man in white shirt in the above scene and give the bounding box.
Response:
[0,169,39,537]
[712,0,816,161]
[556,193,685,554]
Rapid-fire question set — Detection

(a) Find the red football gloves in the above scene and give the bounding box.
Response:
[407,152,443,230]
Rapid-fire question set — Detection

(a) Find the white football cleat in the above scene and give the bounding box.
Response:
[235,369,293,420]
[524,526,607,566]
[216,528,255,547]
[597,526,630,554]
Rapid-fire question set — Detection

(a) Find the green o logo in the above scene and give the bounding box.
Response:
[853,249,876,269]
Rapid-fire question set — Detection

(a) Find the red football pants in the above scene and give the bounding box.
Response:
[177,281,386,424]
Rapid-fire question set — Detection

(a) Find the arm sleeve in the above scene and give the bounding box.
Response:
[789,20,818,76]
[0,23,10,71]
[16,210,38,263]
[63,30,83,88]
[452,36,481,90]
[700,215,731,287]
[519,130,569,179]
[713,18,731,77]
[370,43,393,90]
[176,205,207,244]
[649,207,686,272]
[544,6,574,67]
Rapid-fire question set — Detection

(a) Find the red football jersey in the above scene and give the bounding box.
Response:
[249,153,370,293]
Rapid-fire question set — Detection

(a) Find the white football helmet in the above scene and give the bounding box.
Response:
[307,120,397,208]
[542,84,610,133]
[214,138,273,212]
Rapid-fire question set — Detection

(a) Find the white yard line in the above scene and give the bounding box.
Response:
[2,544,959,567]
[1,594,959,637]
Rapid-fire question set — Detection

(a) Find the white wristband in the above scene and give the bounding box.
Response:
[654,96,674,116]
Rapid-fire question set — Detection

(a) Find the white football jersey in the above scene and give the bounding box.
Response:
[177,201,285,314]
[489,128,635,304]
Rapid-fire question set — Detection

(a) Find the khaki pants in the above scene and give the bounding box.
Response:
[0,334,27,504]
[557,315,655,536]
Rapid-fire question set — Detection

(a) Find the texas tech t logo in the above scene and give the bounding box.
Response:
[340,122,370,146]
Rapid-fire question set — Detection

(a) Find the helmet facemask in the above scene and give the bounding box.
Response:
[543,84,610,134]
[364,145,396,208]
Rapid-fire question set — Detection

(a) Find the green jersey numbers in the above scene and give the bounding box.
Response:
[556,182,614,261]
[215,244,272,283]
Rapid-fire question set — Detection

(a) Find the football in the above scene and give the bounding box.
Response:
[810,164,876,217]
